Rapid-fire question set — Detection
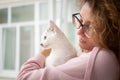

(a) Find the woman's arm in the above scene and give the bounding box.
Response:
[16,53,46,80]
[16,49,89,80]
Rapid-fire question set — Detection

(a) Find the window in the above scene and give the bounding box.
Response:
[2,28,16,70]
[0,0,78,79]
[12,5,34,22]
[19,26,34,68]
[0,1,49,78]
[39,3,48,20]
[0,8,8,24]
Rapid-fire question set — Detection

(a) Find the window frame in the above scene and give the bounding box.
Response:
[0,1,49,78]
[0,0,78,78]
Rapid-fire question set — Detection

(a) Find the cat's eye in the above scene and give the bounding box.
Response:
[44,36,47,40]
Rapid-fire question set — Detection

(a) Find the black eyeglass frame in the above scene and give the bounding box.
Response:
[72,13,92,38]
[72,13,84,29]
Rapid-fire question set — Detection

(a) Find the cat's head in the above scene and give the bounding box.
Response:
[40,21,64,49]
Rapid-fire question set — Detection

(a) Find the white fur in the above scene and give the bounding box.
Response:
[40,21,77,67]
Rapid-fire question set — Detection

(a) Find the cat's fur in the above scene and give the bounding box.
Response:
[40,21,77,67]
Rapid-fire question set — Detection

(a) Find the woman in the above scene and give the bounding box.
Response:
[16,0,120,80]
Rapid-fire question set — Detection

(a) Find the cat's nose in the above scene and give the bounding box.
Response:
[40,43,43,46]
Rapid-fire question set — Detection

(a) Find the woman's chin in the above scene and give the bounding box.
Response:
[79,43,93,51]
[79,44,86,50]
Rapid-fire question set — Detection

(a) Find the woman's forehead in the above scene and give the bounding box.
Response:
[80,2,93,23]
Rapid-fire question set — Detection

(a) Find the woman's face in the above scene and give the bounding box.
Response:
[77,2,96,51]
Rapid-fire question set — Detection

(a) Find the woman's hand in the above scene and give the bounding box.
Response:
[41,48,51,57]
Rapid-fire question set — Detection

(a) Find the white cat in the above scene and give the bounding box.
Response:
[40,21,77,67]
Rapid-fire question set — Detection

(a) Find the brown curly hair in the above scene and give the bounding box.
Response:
[79,0,120,62]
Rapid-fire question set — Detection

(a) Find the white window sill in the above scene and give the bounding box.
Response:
[0,71,18,78]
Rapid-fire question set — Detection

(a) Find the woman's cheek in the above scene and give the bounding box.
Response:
[79,39,95,50]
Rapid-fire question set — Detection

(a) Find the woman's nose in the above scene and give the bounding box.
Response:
[77,27,84,36]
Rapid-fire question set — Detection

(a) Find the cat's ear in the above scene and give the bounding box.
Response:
[49,20,55,31]
[49,20,61,33]
[50,21,54,31]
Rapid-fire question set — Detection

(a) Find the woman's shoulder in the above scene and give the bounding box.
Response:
[91,47,119,74]
[96,47,117,61]
[92,48,119,71]
[92,47,117,60]
[91,47,120,80]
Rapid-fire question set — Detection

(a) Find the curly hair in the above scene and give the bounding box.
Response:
[79,0,120,62]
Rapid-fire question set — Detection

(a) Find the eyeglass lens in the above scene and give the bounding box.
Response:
[72,13,91,38]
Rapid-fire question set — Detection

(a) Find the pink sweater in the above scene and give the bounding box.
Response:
[16,47,119,80]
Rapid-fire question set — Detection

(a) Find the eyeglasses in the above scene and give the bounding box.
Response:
[72,13,93,38]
